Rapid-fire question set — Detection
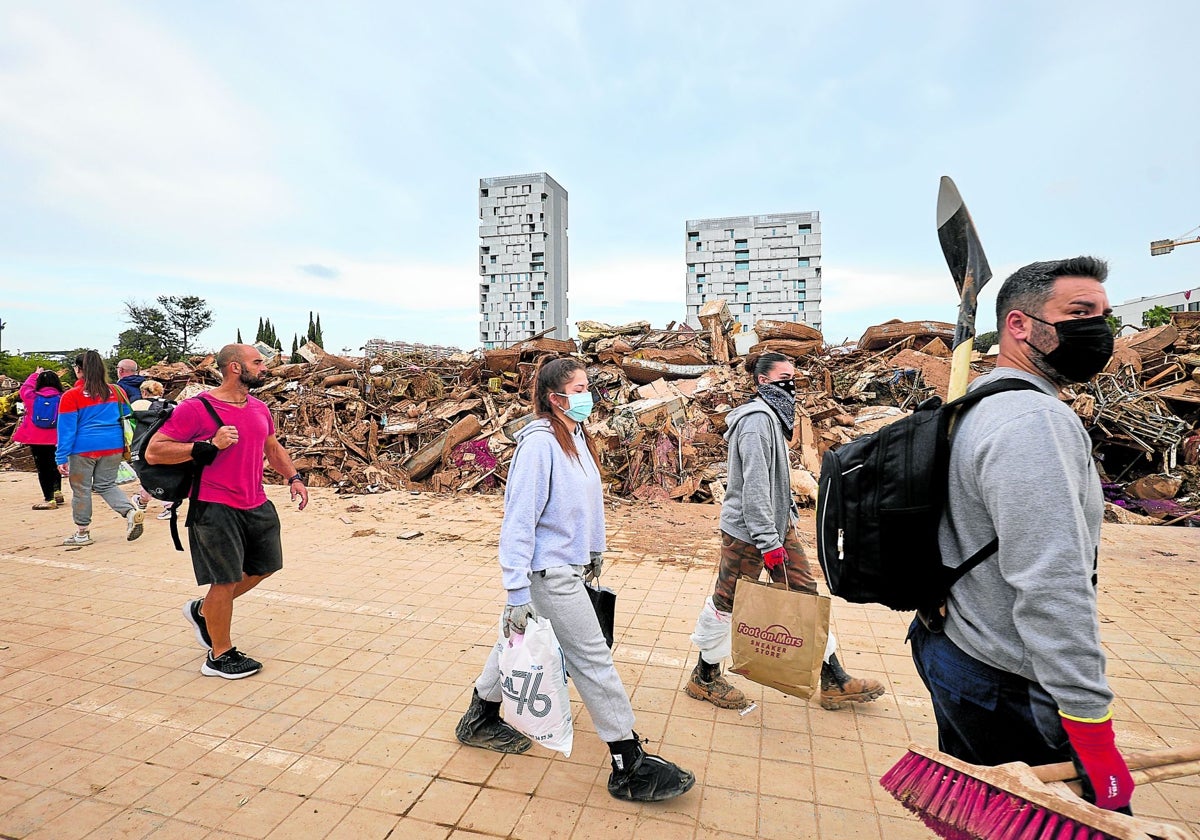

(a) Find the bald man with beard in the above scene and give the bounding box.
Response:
[147,344,309,679]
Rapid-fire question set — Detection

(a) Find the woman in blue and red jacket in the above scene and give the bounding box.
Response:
[55,350,144,546]
[14,368,65,509]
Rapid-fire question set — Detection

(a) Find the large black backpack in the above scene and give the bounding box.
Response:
[129,394,224,551]
[815,378,1042,612]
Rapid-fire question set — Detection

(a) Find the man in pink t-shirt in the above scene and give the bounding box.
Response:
[148,344,309,680]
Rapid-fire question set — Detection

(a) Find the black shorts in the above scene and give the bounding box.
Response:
[188,500,284,586]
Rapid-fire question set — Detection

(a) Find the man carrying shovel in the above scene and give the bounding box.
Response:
[908,256,1135,812]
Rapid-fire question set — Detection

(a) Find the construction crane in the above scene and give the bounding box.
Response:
[1150,223,1200,255]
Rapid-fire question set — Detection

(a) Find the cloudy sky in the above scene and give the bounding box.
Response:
[2,1,1198,355]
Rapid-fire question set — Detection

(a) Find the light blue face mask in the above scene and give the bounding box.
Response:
[555,390,594,422]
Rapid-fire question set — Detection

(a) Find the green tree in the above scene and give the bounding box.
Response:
[1106,315,1123,335]
[160,296,212,357]
[1142,305,1174,328]
[0,352,71,382]
[124,296,212,361]
[315,313,323,347]
[237,328,243,344]
[290,334,301,363]
[256,318,265,343]
[114,327,167,368]
[975,330,998,352]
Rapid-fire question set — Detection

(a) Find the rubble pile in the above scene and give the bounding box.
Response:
[2,311,1198,524]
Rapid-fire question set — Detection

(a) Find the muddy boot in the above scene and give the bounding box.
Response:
[607,734,695,802]
[684,653,749,710]
[455,688,531,753]
[819,652,886,711]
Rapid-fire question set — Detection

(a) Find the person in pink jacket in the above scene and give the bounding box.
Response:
[13,367,66,509]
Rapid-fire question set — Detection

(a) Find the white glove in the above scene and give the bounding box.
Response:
[503,603,536,638]
[585,552,603,584]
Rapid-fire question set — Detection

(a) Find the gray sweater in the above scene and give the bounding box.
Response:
[941,368,1112,719]
[499,419,606,606]
[719,400,795,553]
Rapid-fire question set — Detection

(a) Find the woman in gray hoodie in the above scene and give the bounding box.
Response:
[455,356,694,803]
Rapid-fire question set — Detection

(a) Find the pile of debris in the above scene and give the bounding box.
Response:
[2,309,1197,524]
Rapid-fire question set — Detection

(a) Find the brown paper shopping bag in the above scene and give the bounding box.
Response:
[729,576,830,700]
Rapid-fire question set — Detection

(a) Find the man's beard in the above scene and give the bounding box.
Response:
[239,371,266,389]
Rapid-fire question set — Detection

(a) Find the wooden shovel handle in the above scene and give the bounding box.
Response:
[1035,743,1200,783]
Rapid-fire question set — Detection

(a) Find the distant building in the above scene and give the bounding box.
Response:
[1111,286,1200,328]
[684,212,822,332]
[478,173,568,349]
[362,339,461,359]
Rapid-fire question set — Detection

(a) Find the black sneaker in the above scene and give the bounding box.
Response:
[201,647,262,680]
[182,599,212,650]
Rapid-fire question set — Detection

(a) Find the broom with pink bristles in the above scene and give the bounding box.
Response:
[880,742,1200,840]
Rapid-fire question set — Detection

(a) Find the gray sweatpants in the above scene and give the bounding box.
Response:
[68,453,134,527]
[475,564,636,744]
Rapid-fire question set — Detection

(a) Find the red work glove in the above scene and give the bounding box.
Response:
[1060,713,1135,811]
[763,547,788,571]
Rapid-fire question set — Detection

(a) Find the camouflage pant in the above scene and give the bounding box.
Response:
[711,528,818,613]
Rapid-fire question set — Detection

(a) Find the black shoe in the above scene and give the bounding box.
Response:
[183,599,212,650]
[607,734,695,802]
[201,647,262,680]
[455,688,531,754]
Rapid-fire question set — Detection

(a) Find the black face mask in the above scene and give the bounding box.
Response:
[763,378,795,395]
[1022,312,1114,383]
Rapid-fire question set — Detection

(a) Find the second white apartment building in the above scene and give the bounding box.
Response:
[684,211,822,332]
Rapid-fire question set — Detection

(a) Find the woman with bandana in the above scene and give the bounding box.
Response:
[685,352,886,711]
[455,356,695,803]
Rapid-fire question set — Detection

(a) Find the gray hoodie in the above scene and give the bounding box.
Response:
[499,418,606,606]
[941,368,1112,719]
[719,399,795,553]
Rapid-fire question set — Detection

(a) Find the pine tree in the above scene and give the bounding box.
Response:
[315,314,323,347]
[291,334,301,363]
[256,317,264,343]
[237,328,243,344]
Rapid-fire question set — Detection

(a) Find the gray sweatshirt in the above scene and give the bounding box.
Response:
[719,399,795,553]
[499,419,606,606]
[941,368,1112,719]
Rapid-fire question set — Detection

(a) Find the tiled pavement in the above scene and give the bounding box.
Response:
[0,471,1197,839]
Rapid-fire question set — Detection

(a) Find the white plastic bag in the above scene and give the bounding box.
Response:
[116,461,138,485]
[498,615,573,757]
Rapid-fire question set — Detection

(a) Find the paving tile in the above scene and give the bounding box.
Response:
[406,777,480,825]
[456,786,531,835]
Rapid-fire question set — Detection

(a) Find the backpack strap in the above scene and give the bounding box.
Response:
[940,377,1049,592]
[945,376,1045,410]
[180,395,232,545]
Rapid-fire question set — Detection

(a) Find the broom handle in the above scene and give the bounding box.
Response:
[1035,743,1200,784]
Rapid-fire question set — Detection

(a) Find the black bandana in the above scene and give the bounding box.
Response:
[757,383,795,437]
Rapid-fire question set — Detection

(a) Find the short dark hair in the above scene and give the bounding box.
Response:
[995,256,1109,323]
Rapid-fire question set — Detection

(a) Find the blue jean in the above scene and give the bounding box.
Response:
[908,618,1072,767]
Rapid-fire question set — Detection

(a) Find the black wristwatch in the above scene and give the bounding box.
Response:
[287,473,304,485]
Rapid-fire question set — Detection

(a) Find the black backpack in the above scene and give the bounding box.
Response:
[129,394,224,551]
[815,378,1042,612]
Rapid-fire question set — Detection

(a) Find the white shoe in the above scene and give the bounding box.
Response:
[131,495,147,512]
[126,509,144,541]
[157,508,174,520]
[63,532,93,546]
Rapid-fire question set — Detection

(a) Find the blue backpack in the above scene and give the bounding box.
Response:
[31,393,61,429]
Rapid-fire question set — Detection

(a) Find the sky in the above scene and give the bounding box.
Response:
[2,1,1199,357]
